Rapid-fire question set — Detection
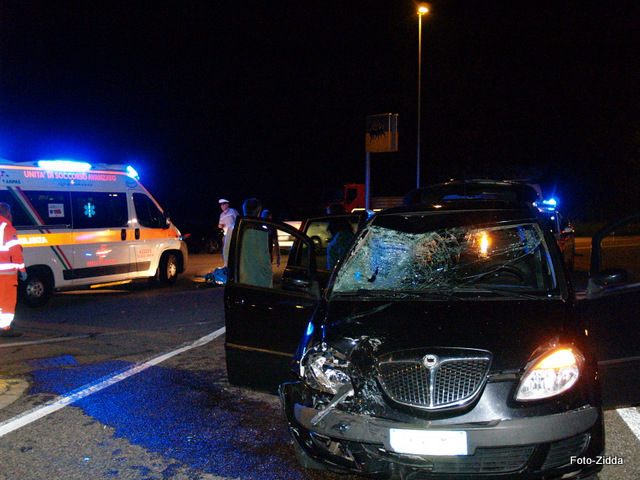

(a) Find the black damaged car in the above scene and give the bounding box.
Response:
[224,201,640,480]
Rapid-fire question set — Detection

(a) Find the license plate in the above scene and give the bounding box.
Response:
[389,428,468,456]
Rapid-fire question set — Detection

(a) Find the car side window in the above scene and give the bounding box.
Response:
[235,220,317,294]
[302,215,361,272]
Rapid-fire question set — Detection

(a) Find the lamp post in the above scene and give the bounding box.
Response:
[416,3,429,189]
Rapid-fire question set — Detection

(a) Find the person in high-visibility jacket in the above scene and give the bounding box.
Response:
[0,203,26,338]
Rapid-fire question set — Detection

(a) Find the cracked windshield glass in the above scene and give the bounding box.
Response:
[332,211,558,297]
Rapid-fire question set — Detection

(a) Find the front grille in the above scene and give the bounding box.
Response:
[432,445,535,474]
[377,349,491,410]
[358,443,535,475]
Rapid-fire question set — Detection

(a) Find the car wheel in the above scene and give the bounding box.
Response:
[19,267,54,307]
[205,237,222,254]
[159,253,179,284]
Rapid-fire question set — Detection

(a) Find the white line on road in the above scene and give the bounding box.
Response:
[0,327,226,438]
[617,407,640,443]
[5,327,640,452]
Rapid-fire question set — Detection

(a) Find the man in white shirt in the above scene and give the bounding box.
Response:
[218,199,239,235]
[218,199,239,267]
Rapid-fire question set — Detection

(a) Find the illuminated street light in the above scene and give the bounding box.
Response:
[416,3,430,188]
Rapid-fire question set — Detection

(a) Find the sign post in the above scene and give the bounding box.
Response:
[365,114,399,211]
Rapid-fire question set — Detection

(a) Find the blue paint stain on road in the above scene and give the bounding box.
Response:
[29,361,322,480]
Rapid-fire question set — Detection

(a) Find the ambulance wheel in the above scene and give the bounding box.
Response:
[19,268,54,307]
[159,253,179,285]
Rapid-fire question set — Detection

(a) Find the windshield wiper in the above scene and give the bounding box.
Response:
[334,288,464,301]
[460,286,548,300]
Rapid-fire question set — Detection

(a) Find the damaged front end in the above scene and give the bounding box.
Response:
[280,336,493,478]
[280,336,402,477]
[279,335,603,480]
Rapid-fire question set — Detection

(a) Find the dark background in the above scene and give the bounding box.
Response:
[2,1,640,225]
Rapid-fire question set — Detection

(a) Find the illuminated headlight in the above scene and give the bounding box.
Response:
[302,344,352,395]
[516,348,583,401]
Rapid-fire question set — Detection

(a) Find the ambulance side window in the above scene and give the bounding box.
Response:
[71,192,128,229]
[133,193,164,228]
[23,191,72,227]
[0,191,34,227]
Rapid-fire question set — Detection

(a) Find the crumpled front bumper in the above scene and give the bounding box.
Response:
[279,382,604,479]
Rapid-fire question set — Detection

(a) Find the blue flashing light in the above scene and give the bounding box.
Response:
[38,159,92,171]
[535,198,559,212]
[126,165,140,179]
[305,321,314,336]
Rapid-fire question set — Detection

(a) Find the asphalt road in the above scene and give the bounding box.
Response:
[0,250,638,479]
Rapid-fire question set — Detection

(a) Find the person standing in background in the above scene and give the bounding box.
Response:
[218,199,239,236]
[218,199,239,267]
[0,203,26,338]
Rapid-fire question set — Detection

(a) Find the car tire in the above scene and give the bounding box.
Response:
[19,267,54,307]
[159,253,179,284]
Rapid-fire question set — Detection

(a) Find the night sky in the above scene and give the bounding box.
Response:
[2,1,640,224]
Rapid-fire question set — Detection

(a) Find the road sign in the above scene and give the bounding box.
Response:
[366,114,398,152]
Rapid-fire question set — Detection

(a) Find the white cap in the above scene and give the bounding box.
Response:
[219,199,229,204]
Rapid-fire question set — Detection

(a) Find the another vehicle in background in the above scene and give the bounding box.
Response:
[535,198,576,270]
[0,159,188,307]
[180,220,224,254]
[406,179,575,270]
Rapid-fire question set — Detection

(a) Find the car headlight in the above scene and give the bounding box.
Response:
[302,343,352,395]
[516,348,583,401]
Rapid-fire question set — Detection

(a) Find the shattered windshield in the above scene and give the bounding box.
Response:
[331,210,559,298]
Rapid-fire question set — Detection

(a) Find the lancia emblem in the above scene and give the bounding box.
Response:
[423,354,439,369]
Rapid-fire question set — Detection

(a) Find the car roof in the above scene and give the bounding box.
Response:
[377,198,538,217]
[404,179,542,205]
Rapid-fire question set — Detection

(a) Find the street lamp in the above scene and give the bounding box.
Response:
[416,3,429,189]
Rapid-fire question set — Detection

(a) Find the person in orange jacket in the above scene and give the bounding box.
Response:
[0,203,26,338]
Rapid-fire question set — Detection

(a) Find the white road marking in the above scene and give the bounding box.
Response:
[5,326,640,452]
[617,407,640,443]
[0,327,226,438]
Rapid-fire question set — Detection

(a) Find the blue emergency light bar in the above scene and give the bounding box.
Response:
[126,165,140,179]
[35,159,140,180]
[37,159,92,171]
[534,198,558,212]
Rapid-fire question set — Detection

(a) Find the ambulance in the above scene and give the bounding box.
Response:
[0,159,188,306]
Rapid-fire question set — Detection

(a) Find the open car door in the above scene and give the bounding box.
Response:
[578,211,640,407]
[224,217,321,393]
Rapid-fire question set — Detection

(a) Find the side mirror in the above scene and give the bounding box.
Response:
[282,273,321,298]
[586,268,629,298]
[162,212,171,229]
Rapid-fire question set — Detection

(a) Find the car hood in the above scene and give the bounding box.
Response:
[322,298,577,371]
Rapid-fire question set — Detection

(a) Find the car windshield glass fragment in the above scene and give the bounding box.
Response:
[332,214,557,297]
